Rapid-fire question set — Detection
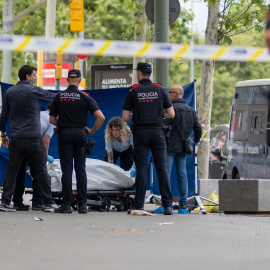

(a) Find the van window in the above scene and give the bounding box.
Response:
[233,106,249,141]
[235,87,253,104]
[250,112,263,134]
[248,105,267,142]
[235,86,268,105]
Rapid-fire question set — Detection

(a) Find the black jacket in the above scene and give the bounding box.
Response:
[0,81,55,137]
[164,98,202,153]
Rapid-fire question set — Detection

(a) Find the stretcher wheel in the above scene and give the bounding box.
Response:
[124,197,134,211]
[116,200,125,212]
[101,197,111,211]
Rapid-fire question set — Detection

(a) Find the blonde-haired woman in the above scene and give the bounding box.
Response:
[102,117,135,172]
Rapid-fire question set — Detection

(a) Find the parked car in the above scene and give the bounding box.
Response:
[209,124,229,179]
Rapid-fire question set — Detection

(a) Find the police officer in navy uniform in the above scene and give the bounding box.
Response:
[50,69,105,214]
[122,62,175,215]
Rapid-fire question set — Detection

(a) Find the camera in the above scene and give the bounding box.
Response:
[85,138,96,155]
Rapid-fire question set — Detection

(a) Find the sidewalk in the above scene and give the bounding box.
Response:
[0,193,269,270]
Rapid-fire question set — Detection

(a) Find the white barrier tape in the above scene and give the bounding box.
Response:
[201,128,211,143]
[1,35,270,62]
[56,38,72,53]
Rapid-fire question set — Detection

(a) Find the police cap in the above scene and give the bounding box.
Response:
[134,62,152,73]
[68,69,81,78]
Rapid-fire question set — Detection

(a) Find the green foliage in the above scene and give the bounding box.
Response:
[213,0,267,45]
[223,36,232,45]
[210,29,270,126]
[199,0,268,125]
[0,0,192,88]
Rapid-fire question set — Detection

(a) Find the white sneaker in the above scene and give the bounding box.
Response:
[0,203,16,212]
[44,204,58,212]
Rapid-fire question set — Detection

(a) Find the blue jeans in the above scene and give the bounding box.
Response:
[166,152,188,206]
[2,137,54,206]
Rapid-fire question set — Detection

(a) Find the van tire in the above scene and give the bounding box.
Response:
[234,172,240,179]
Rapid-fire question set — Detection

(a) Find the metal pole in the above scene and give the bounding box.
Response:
[190,0,194,83]
[45,0,58,89]
[2,0,13,85]
[154,0,169,88]
[79,31,84,79]
[37,51,43,87]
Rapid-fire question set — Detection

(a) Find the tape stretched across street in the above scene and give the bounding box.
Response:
[1,34,270,62]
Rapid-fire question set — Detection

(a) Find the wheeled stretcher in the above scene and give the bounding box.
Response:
[48,159,135,211]
[52,189,135,212]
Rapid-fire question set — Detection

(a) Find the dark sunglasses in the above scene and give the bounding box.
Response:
[168,91,177,94]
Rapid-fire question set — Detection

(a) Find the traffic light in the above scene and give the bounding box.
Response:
[55,52,62,80]
[70,0,84,32]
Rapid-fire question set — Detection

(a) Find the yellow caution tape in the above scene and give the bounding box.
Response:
[1,35,270,62]
[56,39,72,53]
[201,128,211,142]
[136,42,151,57]
[15,36,32,52]
[95,40,112,56]
[212,46,227,60]
[248,47,264,62]
[174,44,190,59]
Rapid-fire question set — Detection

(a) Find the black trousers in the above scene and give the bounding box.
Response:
[13,158,43,206]
[58,128,88,206]
[2,137,54,206]
[102,145,133,171]
[133,127,172,209]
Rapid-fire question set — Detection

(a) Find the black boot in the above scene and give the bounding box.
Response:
[14,202,30,211]
[164,207,173,215]
[78,202,88,214]
[54,204,72,214]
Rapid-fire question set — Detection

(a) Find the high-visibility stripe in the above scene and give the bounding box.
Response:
[57,39,72,53]
[135,42,151,57]
[15,36,32,51]
[212,46,227,60]
[248,47,264,62]
[95,40,112,56]
[174,44,189,58]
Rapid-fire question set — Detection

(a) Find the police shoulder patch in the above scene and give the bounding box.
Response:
[129,84,141,91]
[81,91,89,96]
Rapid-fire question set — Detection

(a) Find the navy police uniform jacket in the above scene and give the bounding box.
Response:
[164,98,202,153]
[50,85,99,128]
[123,78,172,128]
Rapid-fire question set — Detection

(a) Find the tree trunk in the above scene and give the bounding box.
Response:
[197,1,220,180]
[45,0,56,38]
[132,0,147,84]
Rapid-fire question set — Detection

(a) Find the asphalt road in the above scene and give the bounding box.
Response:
[0,196,270,270]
